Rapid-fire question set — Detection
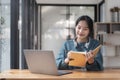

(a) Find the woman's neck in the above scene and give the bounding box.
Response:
[77,37,88,43]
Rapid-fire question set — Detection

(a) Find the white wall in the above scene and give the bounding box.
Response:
[103,0,120,68]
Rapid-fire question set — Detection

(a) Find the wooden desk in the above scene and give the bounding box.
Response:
[0,69,120,80]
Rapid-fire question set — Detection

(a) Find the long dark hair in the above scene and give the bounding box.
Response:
[75,15,94,38]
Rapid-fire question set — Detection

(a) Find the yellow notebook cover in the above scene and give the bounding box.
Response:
[68,45,102,67]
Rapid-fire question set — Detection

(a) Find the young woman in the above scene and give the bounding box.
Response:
[56,15,103,71]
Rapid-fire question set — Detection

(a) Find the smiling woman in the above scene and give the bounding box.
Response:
[56,15,103,71]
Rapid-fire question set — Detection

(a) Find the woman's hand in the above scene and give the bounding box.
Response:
[86,50,95,64]
[64,51,72,64]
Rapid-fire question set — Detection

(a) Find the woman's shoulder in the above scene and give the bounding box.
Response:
[89,38,100,46]
[65,39,74,43]
[63,39,74,46]
[90,38,99,43]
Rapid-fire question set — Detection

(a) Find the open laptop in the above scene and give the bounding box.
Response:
[24,50,72,76]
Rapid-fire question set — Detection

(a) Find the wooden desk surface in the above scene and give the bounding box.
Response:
[0,69,120,80]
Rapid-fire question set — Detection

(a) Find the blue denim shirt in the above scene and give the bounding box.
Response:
[56,38,104,71]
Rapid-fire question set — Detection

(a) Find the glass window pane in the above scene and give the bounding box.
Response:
[70,6,95,21]
[41,6,67,57]
[0,0,10,72]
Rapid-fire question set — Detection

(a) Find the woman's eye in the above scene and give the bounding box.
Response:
[78,27,81,29]
[83,28,89,30]
[77,26,81,29]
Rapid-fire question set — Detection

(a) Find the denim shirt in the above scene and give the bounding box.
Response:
[56,38,104,71]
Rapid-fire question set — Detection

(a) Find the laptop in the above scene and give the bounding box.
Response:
[24,50,72,76]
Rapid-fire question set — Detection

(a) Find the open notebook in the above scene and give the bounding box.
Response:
[68,45,102,67]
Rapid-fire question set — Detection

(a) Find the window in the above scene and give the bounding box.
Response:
[0,0,10,72]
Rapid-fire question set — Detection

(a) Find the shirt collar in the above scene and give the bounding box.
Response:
[73,37,90,49]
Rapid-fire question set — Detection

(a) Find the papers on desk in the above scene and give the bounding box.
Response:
[68,45,102,67]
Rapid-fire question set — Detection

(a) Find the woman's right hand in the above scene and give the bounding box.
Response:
[64,51,72,64]
[64,58,70,64]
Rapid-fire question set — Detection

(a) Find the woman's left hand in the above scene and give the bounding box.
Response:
[86,50,95,64]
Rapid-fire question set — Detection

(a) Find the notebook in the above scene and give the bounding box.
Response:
[24,50,72,76]
[69,45,102,67]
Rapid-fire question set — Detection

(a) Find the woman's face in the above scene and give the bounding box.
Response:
[75,20,90,41]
